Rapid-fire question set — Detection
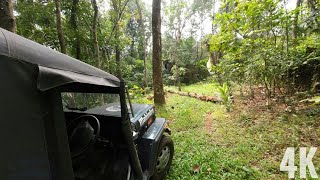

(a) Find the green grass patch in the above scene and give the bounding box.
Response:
[133,86,320,179]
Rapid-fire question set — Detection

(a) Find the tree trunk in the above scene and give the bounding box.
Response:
[152,0,165,105]
[264,58,271,109]
[54,0,66,54]
[111,0,122,78]
[174,11,183,91]
[173,39,180,91]
[292,0,303,39]
[70,0,81,59]
[174,30,181,91]
[0,0,16,33]
[211,0,216,34]
[206,42,219,67]
[285,6,292,95]
[115,38,121,78]
[90,0,104,104]
[207,0,219,68]
[91,0,100,68]
[136,0,148,90]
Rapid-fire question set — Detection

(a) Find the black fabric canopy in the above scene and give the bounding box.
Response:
[0,28,120,91]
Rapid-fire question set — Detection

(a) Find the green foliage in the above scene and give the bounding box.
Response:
[128,84,145,99]
[16,0,58,48]
[123,58,152,88]
[217,83,233,112]
[13,0,320,98]
[209,0,320,96]
[166,81,219,96]
[183,59,210,84]
[162,1,211,87]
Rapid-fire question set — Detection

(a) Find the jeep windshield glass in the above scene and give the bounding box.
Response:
[61,92,120,111]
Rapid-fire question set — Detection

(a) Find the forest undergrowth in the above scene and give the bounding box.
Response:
[135,82,320,179]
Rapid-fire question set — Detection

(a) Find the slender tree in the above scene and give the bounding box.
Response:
[111,0,122,78]
[136,0,148,90]
[292,0,303,39]
[91,0,100,68]
[0,0,16,32]
[54,0,66,54]
[70,0,81,59]
[152,0,165,105]
[174,11,183,91]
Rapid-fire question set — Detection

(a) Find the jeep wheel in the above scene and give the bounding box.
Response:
[152,135,174,180]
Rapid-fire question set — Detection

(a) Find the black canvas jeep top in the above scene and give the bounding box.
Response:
[0,27,174,180]
[0,26,120,92]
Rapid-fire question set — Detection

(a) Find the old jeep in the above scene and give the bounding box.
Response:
[0,28,173,180]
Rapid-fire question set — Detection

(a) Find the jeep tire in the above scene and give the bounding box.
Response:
[151,135,174,180]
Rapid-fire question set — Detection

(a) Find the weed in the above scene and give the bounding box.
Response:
[238,111,254,126]
[217,82,233,112]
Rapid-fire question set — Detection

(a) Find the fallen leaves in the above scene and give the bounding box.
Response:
[191,165,213,175]
[192,164,200,174]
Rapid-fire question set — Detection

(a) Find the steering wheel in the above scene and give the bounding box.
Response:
[68,115,100,158]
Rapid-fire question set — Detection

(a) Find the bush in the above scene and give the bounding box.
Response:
[182,59,210,84]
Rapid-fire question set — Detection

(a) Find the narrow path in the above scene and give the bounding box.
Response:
[205,112,213,133]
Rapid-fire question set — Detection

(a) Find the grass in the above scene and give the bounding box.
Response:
[134,83,320,179]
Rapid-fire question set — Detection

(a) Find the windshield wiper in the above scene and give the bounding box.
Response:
[65,105,88,111]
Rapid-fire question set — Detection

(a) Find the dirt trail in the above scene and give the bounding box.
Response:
[205,112,213,133]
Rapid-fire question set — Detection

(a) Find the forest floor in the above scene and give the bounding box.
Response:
[134,82,320,179]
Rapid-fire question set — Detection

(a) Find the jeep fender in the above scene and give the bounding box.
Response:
[138,118,168,177]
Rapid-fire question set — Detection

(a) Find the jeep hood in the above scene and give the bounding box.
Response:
[86,103,152,117]
[86,103,155,131]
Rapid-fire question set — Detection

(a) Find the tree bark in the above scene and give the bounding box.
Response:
[0,0,16,33]
[173,33,181,91]
[285,5,292,95]
[174,26,182,91]
[111,0,122,78]
[115,37,121,78]
[136,0,148,90]
[152,0,165,105]
[54,0,66,54]
[205,42,219,66]
[70,0,81,59]
[292,0,303,39]
[91,0,100,68]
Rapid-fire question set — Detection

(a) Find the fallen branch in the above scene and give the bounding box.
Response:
[165,89,222,103]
